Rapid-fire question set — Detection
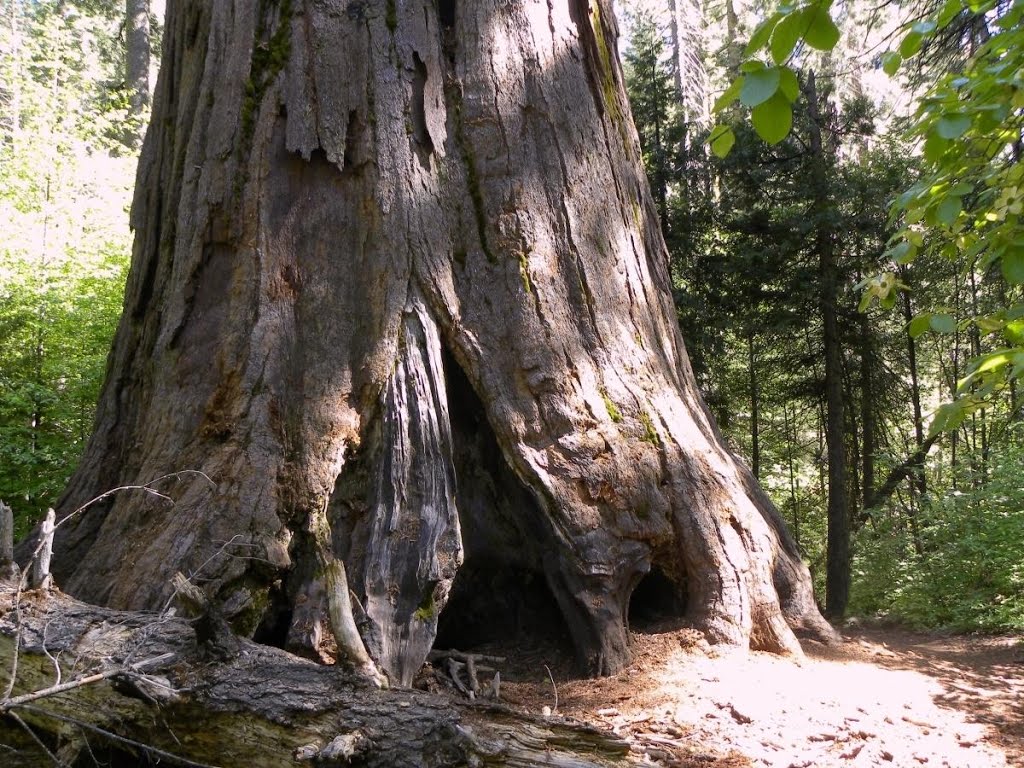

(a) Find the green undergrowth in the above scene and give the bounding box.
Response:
[850,438,1024,633]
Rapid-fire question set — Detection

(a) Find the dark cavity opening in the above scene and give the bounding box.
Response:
[434,348,571,653]
[435,560,569,650]
[438,0,456,29]
[628,565,687,630]
[252,582,293,650]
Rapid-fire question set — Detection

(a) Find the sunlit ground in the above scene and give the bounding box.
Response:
[500,626,1022,767]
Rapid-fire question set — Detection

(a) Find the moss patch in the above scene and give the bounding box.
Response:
[447,81,495,263]
[601,388,623,423]
[413,590,436,622]
[238,0,293,186]
[519,251,532,293]
[385,0,398,32]
[639,410,658,444]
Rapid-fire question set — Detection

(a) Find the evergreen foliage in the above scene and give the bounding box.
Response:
[0,0,149,533]
[624,0,1024,631]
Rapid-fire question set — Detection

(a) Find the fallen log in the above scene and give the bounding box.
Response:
[0,580,636,767]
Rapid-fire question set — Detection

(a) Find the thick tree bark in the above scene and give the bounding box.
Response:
[0,581,635,767]
[35,0,834,685]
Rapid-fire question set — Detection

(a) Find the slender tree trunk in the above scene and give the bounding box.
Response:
[666,0,707,126]
[858,311,875,510]
[784,402,799,548]
[804,71,849,620]
[3,0,22,143]
[38,0,834,686]
[748,332,760,480]
[898,271,926,555]
[125,0,151,125]
[900,269,927,498]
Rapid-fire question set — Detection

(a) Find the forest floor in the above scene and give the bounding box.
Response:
[450,621,1024,768]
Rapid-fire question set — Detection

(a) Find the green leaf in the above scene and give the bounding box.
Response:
[801,6,841,51]
[930,313,957,334]
[740,59,767,73]
[881,51,902,76]
[1002,247,1024,285]
[745,14,781,56]
[888,240,918,264]
[970,349,1014,376]
[751,92,793,145]
[935,195,962,226]
[938,0,963,28]
[935,113,972,139]
[709,125,736,158]
[713,78,743,112]
[928,401,967,436]
[740,67,781,107]
[1004,319,1024,345]
[923,132,949,162]
[899,30,923,58]
[778,66,800,102]
[770,12,804,64]
[909,313,932,339]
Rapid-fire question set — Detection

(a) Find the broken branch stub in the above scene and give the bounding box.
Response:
[0,501,17,580]
[28,509,54,590]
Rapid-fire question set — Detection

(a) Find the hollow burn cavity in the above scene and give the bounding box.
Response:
[438,0,456,29]
[628,564,687,631]
[252,580,293,650]
[433,347,572,653]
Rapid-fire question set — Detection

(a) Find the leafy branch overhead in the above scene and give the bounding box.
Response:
[713,0,1024,435]
[709,0,840,154]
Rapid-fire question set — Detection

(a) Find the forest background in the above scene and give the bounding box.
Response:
[1,0,1022,634]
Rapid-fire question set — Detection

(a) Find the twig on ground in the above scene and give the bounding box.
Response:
[545,664,558,713]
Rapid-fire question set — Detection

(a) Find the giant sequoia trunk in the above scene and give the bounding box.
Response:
[45,0,834,685]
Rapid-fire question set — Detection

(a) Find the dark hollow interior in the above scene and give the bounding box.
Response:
[628,565,687,630]
[434,348,572,653]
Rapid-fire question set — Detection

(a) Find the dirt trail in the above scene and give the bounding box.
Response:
[477,623,1023,767]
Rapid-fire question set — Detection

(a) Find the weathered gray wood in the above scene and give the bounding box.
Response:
[35,0,837,685]
[0,501,16,580]
[27,509,53,590]
[0,581,636,767]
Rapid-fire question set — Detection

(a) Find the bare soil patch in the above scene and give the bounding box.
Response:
[446,622,1024,767]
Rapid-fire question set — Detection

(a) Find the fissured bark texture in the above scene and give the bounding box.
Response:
[48,0,835,682]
